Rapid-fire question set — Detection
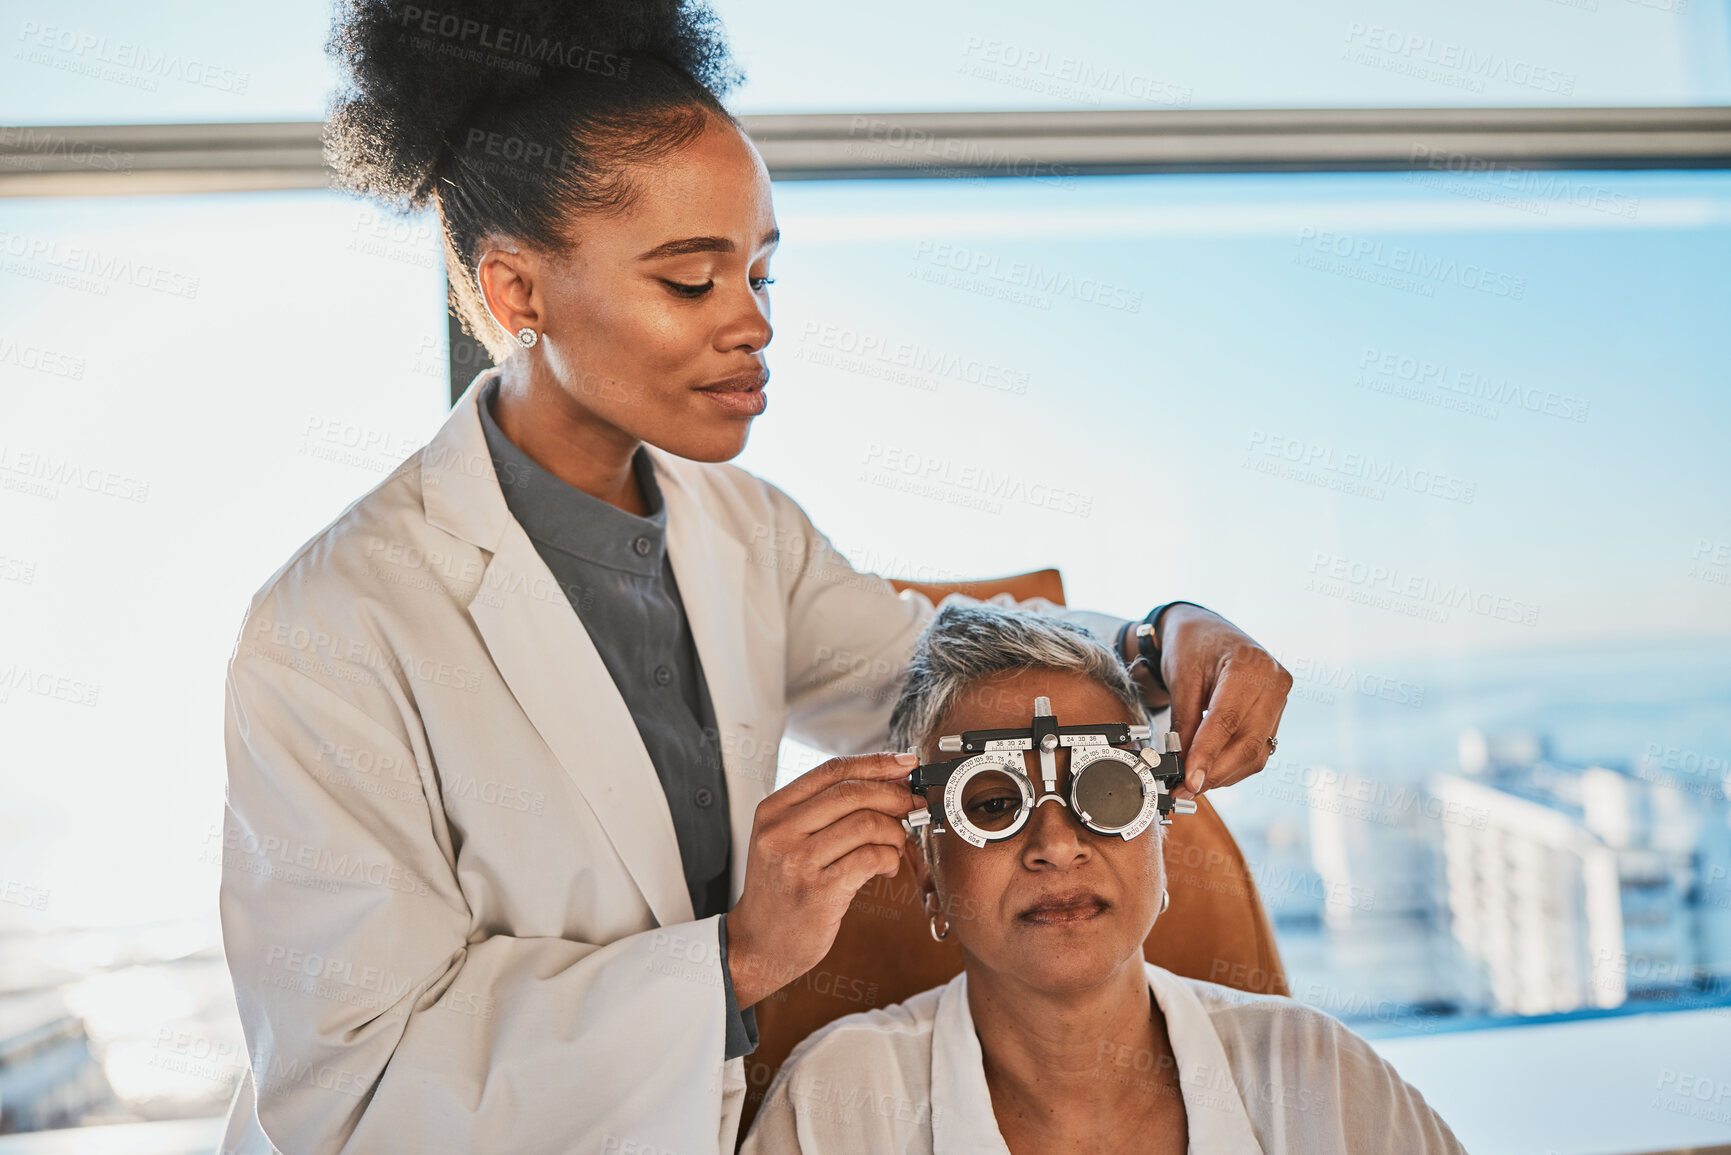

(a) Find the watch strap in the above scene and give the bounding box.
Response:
[1134,603,1173,692]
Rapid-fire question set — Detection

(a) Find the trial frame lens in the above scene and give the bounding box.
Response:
[913,746,1161,846]
[902,697,1188,846]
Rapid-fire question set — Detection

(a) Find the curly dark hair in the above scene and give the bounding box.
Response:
[326,0,745,359]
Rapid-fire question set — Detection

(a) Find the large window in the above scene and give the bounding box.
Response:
[3,1,1730,1152]
[742,164,1731,1024]
[0,191,446,1135]
[743,169,1731,1155]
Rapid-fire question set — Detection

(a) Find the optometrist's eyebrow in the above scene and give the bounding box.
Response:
[636,228,780,261]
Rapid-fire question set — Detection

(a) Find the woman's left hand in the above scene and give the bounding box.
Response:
[1126,604,1292,798]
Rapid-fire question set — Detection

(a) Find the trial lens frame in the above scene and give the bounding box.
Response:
[902,695,1197,848]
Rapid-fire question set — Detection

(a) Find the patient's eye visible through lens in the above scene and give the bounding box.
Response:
[960,769,1023,832]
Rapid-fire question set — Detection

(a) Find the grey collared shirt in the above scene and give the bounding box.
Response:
[478,377,756,1058]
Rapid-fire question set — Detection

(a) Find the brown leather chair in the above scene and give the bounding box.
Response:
[739,571,1288,1135]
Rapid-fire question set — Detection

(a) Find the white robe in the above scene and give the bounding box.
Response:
[743,962,1468,1154]
[216,370,1117,1154]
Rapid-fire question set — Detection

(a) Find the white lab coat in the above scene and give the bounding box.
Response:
[217,371,1115,1154]
[743,962,1468,1154]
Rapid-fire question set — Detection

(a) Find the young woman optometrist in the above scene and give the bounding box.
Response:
[216,3,1294,1152]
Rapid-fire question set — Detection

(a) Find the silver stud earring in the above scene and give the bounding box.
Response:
[516,327,538,348]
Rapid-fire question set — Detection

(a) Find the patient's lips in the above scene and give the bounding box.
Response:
[1018,889,1108,925]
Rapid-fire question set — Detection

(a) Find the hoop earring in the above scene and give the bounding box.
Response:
[516,327,539,348]
[1159,888,1170,915]
[928,913,950,942]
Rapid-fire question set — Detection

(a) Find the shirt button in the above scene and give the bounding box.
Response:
[633,536,652,556]
[654,665,673,686]
[693,787,714,808]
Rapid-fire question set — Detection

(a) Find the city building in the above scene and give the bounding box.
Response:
[1430,731,1731,1017]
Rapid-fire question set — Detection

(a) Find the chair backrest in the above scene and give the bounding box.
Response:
[740,571,1288,1134]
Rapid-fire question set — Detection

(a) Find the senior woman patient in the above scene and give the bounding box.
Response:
[744,604,1465,1155]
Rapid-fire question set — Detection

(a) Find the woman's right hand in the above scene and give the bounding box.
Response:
[725,752,918,1009]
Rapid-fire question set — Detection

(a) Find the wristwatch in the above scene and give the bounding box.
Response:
[1136,603,1174,693]
[1118,601,1202,693]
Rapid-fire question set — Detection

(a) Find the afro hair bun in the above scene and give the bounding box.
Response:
[325,0,743,209]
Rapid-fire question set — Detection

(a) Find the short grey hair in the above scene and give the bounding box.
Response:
[887,602,1146,757]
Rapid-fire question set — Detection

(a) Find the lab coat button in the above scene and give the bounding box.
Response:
[694,787,714,808]
[654,665,673,686]
[633,536,652,556]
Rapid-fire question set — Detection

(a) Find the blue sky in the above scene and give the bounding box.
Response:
[3,0,1728,122]
[739,170,1731,663]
